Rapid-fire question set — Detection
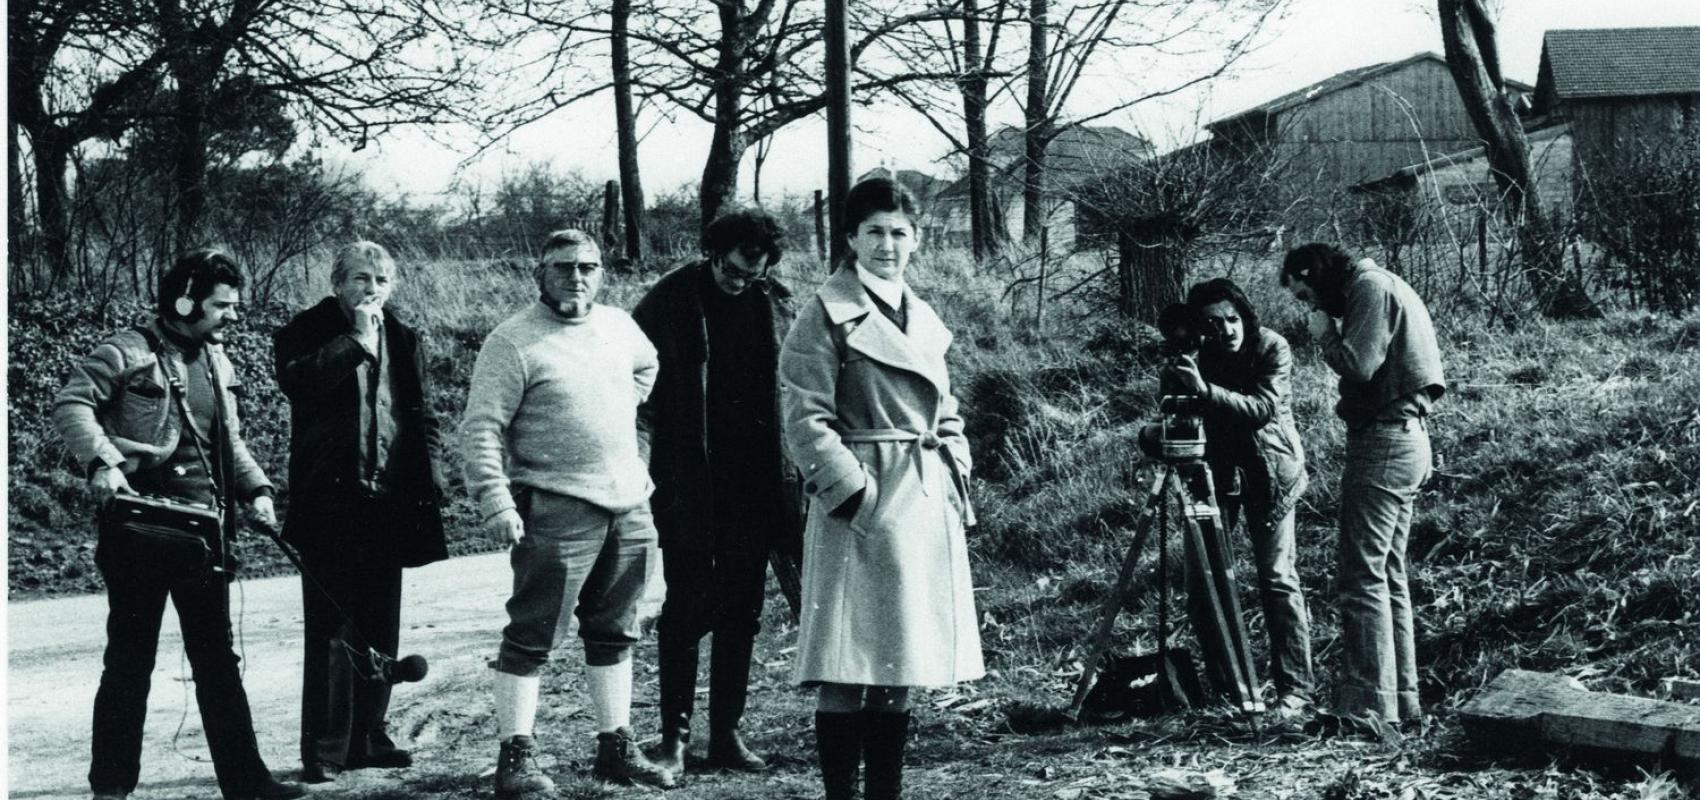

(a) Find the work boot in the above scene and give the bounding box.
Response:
[861,709,910,800]
[593,727,677,789]
[650,723,689,775]
[814,711,862,800]
[706,727,767,771]
[494,735,555,797]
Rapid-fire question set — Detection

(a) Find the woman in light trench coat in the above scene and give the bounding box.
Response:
[779,177,983,800]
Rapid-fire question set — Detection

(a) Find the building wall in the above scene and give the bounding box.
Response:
[1276,58,1486,196]
[1409,127,1575,236]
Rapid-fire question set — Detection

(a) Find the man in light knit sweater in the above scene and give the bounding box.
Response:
[1280,243,1445,733]
[461,229,675,794]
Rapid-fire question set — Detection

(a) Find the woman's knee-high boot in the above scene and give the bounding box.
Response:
[814,711,862,800]
[861,709,910,800]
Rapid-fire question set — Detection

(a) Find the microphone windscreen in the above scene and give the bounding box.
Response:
[394,654,429,683]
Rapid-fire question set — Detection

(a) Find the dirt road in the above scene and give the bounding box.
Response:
[7,552,521,800]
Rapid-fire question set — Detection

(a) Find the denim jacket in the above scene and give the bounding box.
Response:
[52,320,271,499]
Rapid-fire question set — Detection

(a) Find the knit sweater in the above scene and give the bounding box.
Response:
[461,302,659,518]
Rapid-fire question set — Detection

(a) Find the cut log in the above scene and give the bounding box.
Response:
[1664,678,1700,702]
[1459,669,1700,766]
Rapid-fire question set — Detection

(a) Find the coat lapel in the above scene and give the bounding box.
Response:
[819,267,951,395]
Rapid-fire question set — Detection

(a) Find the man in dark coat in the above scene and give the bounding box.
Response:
[272,241,448,783]
[633,209,805,774]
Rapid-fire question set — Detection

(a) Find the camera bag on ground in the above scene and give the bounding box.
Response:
[96,326,231,577]
[1079,648,1207,723]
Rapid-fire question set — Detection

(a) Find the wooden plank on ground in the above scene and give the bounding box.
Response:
[1459,669,1700,764]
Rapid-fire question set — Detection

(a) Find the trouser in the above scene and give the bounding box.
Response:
[297,527,403,767]
[90,548,272,797]
[494,489,658,675]
[1335,418,1431,723]
[1222,498,1315,699]
[655,528,770,734]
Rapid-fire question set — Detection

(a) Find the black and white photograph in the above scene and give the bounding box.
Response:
[7,0,1700,798]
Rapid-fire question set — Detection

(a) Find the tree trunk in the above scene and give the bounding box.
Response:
[170,61,214,253]
[1118,229,1185,324]
[700,2,748,231]
[962,0,998,260]
[1437,0,1597,319]
[825,0,852,264]
[611,0,644,261]
[8,118,30,286]
[1022,0,1050,246]
[29,131,73,286]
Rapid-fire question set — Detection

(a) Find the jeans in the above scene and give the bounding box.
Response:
[1335,418,1431,723]
[1222,499,1315,699]
[494,489,658,675]
[90,541,272,797]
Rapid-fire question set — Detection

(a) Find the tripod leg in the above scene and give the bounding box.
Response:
[1068,470,1166,720]
[1196,515,1265,713]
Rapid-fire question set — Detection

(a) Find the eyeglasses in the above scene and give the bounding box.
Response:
[542,261,602,273]
[715,254,771,283]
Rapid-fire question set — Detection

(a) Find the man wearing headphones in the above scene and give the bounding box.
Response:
[53,249,305,800]
[273,241,448,783]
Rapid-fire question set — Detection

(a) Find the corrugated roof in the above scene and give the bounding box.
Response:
[1209,51,1532,131]
[1540,26,1700,100]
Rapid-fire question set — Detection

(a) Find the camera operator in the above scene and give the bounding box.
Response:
[1155,278,1314,720]
[52,249,305,800]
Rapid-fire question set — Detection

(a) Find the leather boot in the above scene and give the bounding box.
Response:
[494,735,554,797]
[861,709,910,800]
[707,633,765,770]
[593,727,677,789]
[814,711,861,800]
[654,627,699,775]
[706,726,766,771]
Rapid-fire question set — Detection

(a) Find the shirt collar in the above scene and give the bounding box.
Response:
[854,262,905,308]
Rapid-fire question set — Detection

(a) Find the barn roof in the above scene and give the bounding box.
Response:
[1538,26,1700,101]
[939,125,1153,198]
[1209,51,1532,133]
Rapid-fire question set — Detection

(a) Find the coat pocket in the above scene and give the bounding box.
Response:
[116,378,170,443]
[848,464,881,534]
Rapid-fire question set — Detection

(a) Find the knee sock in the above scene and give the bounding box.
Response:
[586,660,634,734]
[494,671,541,742]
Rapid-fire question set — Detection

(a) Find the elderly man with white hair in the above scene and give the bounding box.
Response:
[461,229,675,794]
[273,241,450,784]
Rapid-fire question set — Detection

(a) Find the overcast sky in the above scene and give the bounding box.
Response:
[343,0,1700,204]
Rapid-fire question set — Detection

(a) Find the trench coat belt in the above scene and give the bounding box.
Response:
[838,427,948,497]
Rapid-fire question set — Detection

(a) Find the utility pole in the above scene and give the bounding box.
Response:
[825,0,852,265]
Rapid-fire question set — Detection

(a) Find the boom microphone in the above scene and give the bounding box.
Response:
[371,651,430,685]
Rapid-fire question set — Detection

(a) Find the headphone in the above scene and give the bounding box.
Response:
[173,272,198,318]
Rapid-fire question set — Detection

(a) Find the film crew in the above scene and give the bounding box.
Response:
[272,241,449,783]
[461,229,675,794]
[52,249,306,800]
[781,177,983,800]
[632,209,805,774]
[1279,243,1445,731]
[1158,278,1315,719]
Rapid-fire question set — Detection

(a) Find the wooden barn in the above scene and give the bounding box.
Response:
[1206,52,1533,221]
[1536,26,1700,178]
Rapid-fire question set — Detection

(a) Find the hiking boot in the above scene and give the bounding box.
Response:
[495,735,555,797]
[706,728,767,771]
[593,727,677,789]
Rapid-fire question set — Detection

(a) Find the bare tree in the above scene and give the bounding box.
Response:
[1437,0,1597,318]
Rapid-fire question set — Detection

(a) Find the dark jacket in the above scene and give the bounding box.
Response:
[1195,329,1308,522]
[272,297,447,567]
[633,261,804,553]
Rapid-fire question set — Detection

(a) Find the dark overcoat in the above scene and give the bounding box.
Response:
[632,260,804,555]
[272,297,447,567]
